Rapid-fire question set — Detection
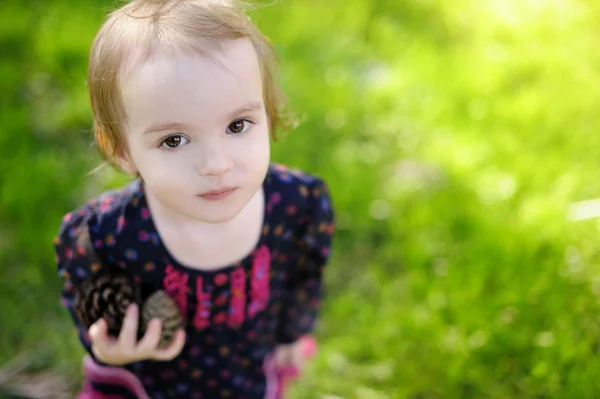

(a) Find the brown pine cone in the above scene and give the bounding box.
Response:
[73,270,141,337]
[140,290,185,347]
[72,226,141,337]
[71,227,185,344]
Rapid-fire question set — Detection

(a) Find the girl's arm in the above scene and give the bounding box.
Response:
[55,206,104,361]
[276,178,335,345]
[54,206,184,366]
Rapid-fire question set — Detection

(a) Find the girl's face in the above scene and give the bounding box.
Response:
[119,38,270,224]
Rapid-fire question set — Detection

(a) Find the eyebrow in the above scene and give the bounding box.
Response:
[143,122,190,135]
[226,100,263,120]
[142,101,264,135]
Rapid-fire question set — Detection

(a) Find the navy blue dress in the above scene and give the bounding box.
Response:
[55,164,335,399]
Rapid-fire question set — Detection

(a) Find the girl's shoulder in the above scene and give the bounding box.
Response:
[55,179,141,241]
[265,163,334,230]
[266,163,335,255]
[54,180,143,278]
[266,163,332,208]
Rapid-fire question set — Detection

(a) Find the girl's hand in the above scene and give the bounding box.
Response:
[88,304,186,366]
[273,339,307,372]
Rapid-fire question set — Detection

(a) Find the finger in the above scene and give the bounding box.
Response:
[294,341,307,361]
[273,346,292,367]
[88,318,108,345]
[291,347,306,370]
[89,320,108,360]
[118,304,139,348]
[91,343,106,363]
[136,318,162,356]
[153,329,186,361]
[273,347,284,367]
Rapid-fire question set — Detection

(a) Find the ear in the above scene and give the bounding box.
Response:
[95,125,138,175]
[115,149,138,176]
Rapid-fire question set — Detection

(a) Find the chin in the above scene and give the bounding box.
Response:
[193,206,243,224]
[199,214,237,224]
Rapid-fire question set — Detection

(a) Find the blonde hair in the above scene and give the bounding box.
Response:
[88,0,293,169]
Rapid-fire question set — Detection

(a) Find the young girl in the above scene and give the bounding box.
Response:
[54,0,335,398]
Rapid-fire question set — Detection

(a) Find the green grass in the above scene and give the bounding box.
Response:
[2,0,600,397]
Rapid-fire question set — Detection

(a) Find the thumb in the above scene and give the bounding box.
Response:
[89,318,108,343]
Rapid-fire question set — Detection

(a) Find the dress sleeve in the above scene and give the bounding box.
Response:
[276,178,335,344]
[54,205,104,360]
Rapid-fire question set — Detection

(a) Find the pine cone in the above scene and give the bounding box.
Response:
[140,290,185,347]
[71,227,184,345]
[73,270,141,337]
[72,226,141,337]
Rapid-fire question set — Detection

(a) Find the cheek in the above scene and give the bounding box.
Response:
[127,142,184,180]
[125,139,150,163]
[128,138,164,164]
[141,159,191,196]
[234,128,270,162]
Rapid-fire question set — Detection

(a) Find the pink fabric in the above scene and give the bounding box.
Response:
[193,275,212,329]
[263,353,280,399]
[163,264,190,320]
[77,355,149,399]
[265,336,318,399]
[77,336,317,399]
[228,268,247,328]
[188,245,273,331]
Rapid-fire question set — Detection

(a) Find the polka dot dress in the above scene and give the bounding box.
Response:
[55,164,335,399]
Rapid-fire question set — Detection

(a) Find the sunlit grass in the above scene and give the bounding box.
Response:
[1,0,600,397]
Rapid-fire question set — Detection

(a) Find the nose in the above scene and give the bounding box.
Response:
[195,138,233,177]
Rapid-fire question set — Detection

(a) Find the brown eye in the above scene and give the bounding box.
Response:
[162,135,186,148]
[227,120,248,134]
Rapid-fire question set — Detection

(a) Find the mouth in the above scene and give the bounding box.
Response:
[198,187,237,201]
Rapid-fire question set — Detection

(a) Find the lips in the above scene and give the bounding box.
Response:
[198,187,237,201]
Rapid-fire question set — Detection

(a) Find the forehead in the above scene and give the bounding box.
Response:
[120,38,263,127]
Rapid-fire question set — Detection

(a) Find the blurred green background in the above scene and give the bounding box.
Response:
[2,0,600,397]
